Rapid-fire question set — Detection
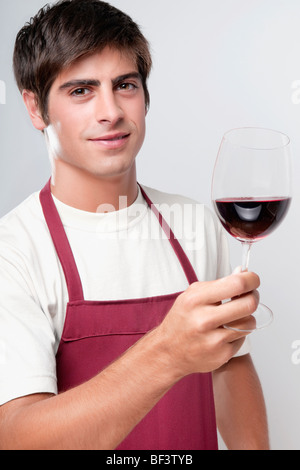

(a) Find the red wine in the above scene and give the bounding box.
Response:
[214,197,291,241]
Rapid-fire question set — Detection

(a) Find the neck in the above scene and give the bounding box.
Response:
[50,163,138,213]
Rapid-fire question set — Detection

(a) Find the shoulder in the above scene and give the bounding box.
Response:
[140,184,221,231]
[0,192,45,262]
[141,185,198,206]
[0,192,42,228]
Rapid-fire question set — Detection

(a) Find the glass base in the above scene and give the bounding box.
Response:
[224,303,273,333]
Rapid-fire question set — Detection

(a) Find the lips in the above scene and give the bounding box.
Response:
[89,132,130,149]
[90,132,130,142]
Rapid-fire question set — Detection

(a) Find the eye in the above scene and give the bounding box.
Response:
[71,88,91,96]
[117,82,138,91]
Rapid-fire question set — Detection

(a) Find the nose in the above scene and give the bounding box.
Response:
[95,87,124,126]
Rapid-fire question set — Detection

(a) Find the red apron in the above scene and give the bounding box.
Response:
[39,179,218,450]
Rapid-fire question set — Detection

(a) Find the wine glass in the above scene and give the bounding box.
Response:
[211,127,292,332]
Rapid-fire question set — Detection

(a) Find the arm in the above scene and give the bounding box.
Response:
[213,354,270,450]
[0,272,260,450]
[0,328,177,450]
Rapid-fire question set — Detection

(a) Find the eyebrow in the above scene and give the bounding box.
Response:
[112,72,142,86]
[58,72,142,92]
[58,79,100,91]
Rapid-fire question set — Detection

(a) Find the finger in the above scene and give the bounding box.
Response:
[190,272,260,306]
[214,336,247,367]
[224,314,257,332]
[213,290,259,328]
[228,337,247,358]
[216,320,253,344]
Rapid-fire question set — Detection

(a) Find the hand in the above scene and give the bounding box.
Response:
[157,271,260,377]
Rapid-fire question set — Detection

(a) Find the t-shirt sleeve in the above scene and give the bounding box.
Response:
[0,252,57,405]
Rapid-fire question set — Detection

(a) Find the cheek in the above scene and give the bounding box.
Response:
[46,105,84,150]
[45,117,81,161]
[132,101,147,138]
[48,97,83,138]
[138,119,146,147]
[138,113,147,146]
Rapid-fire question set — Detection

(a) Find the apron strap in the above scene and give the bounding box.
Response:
[39,179,198,302]
[39,179,84,302]
[139,185,198,285]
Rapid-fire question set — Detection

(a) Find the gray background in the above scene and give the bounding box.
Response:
[1,0,300,450]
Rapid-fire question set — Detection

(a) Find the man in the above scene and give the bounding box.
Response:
[0,0,269,449]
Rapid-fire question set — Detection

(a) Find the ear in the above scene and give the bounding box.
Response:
[22,90,47,131]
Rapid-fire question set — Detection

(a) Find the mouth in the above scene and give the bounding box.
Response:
[88,132,130,150]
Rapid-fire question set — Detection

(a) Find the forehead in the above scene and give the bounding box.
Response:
[52,47,138,88]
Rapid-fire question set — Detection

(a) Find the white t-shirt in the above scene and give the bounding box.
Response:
[0,184,249,405]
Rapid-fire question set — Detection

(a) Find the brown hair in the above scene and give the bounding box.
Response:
[13,0,152,124]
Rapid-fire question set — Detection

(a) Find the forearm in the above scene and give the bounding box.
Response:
[0,273,261,450]
[212,354,270,450]
[0,329,176,450]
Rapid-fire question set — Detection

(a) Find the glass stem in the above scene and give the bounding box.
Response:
[241,242,252,272]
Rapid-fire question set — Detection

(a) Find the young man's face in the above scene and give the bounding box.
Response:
[41,47,147,182]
